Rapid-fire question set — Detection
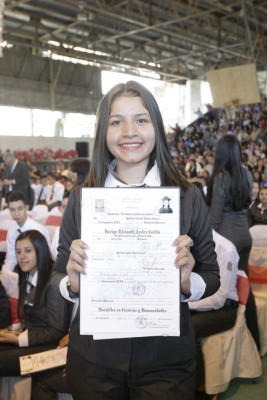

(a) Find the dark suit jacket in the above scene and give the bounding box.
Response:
[53,184,220,372]
[0,281,11,328]
[5,161,31,203]
[19,272,70,346]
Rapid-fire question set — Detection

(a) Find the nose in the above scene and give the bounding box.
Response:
[122,121,137,137]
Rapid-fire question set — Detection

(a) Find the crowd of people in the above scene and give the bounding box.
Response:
[0,81,266,400]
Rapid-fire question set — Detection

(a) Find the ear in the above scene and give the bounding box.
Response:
[26,205,29,212]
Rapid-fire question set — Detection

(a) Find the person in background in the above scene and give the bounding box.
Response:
[33,172,51,206]
[249,186,267,226]
[0,230,69,376]
[30,333,71,400]
[50,193,70,261]
[63,178,75,197]
[190,230,239,335]
[206,134,260,351]
[46,173,64,211]
[68,158,91,186]
[0,280,11,328]
[250,180,260,209]
[190,230,239,392]
[2,151,32,208]
[1,191,51,272]
[53,80,220,400]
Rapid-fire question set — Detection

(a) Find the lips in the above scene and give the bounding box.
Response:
[118,142,143,149]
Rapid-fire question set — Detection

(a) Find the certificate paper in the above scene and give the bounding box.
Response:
[20,347,67,375]
[80,187,180,339]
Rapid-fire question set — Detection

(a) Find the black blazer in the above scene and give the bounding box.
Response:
[19,272,70,346]
[0,281,11,328]
[54,184,220,371]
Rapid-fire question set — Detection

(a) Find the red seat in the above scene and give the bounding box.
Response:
[45,215,62,226]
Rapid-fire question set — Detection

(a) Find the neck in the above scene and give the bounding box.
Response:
[115,163,148,185]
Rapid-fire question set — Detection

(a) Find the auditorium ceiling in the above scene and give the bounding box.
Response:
[2,0,267,83]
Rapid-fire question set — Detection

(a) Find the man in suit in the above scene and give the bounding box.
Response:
[3,152,32,207]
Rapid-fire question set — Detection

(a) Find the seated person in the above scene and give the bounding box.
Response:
[33,172,51,206]
[50,193,69,261]
[31,334,71,400]
[189,230,239,392]
[0,280,11,328]
[249,181,260,209]
[189,230,239,338]
[249,186,267,226]
[46,173,65,212]
[0,230,70,376]
[1,191,51,272]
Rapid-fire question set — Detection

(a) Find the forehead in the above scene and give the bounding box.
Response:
[110,95,147,114]
[9,200,26,208]
[16,238,33,248]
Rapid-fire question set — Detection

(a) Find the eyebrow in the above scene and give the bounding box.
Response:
[109,112,150,118]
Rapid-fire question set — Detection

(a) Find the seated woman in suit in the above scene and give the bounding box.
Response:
[0,230,70,376]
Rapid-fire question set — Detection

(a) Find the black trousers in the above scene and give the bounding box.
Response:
[31,367,70,400]
[66,345,196,400]
[191,304,238,390]
[191,303,238,339]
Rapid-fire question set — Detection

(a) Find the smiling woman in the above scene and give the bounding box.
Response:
[52,80,220,400]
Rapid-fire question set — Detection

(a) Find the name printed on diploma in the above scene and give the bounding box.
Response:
[80,187,181,339]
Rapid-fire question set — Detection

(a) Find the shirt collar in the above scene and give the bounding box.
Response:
[16,216,31,231]
[104,161,161,188]
[27,271,38,288]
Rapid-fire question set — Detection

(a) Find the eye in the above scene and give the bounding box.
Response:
[15,249,22,255]
[109,119,122,126]
[137,118,148,124]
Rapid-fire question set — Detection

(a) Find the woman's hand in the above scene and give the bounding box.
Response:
[0,330,19,345]
[172,235,195,296]
[67,239,88,293]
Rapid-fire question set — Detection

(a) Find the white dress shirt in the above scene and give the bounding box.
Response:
[2,217,51,272]
[189,230,239,311]
[50,226,60,261]
[46,181,64,205]
[18,271,38,347]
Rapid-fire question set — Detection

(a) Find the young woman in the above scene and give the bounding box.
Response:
[249,186,267,226]
[54,81,220,400]
[206,134,261,351]
[0,230,69,376]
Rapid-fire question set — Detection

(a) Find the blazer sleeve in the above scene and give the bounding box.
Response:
[182,185,220,298]
[28,273,70,346]
[53,187,81,275]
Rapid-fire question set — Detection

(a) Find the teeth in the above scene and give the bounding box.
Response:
[120,143,140,147]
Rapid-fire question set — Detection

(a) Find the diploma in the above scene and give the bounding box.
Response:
[80,187,180,339]
[20,347,67,375]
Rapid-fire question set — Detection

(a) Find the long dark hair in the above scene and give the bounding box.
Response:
[85,81,189,189]
[206,135,251,210]
[70,158,91,185]
[16,230,53,311]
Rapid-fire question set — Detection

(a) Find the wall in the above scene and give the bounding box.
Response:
[0,136,95,160]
